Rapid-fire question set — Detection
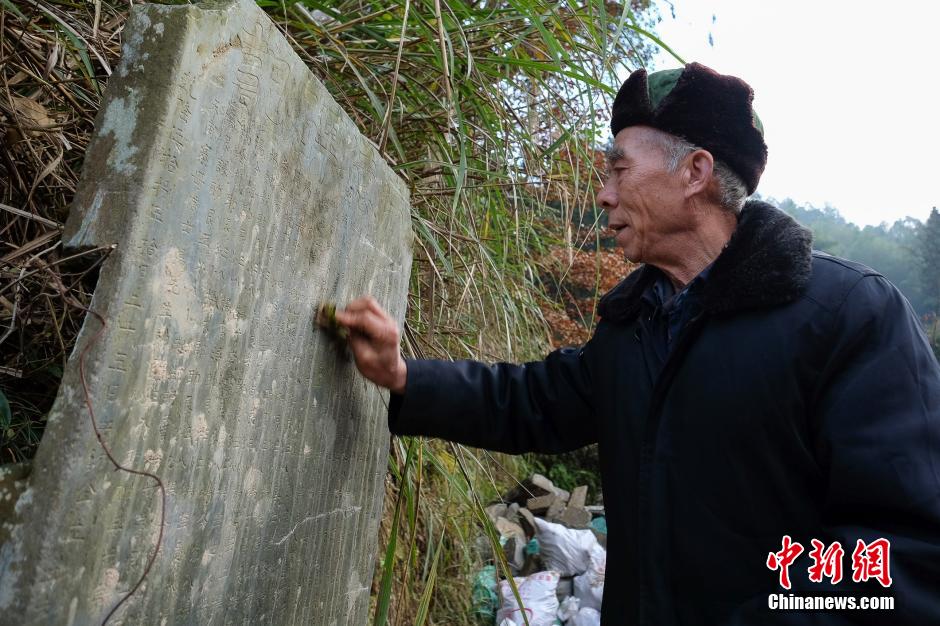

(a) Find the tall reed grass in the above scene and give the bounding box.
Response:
[0,0,675,622]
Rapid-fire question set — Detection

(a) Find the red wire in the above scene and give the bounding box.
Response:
[76,305,166,625]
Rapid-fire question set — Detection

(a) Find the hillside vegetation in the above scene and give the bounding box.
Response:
[771,197,938,320]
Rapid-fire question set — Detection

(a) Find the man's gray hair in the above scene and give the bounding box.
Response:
[655,133,749,214]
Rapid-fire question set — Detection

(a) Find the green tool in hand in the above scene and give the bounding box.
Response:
[315,302,350,345]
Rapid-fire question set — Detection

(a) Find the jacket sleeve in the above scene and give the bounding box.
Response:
[386,339,599,454]
[812,274,940,620]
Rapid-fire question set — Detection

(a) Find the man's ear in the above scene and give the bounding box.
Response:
[683,149,714,199]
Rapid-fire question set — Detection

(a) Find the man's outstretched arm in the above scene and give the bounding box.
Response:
[336,297,598,454]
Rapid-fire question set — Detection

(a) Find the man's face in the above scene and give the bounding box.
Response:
[596,126,688,264]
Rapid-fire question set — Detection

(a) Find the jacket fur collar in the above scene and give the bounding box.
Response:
[596,200,814,323]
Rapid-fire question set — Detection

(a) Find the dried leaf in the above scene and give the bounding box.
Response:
[11,96,53,136]
[7,70,29,86]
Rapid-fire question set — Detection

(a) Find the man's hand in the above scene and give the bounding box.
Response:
[335,296,407,395]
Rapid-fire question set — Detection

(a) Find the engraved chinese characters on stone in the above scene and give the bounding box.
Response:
[0,1,412,624]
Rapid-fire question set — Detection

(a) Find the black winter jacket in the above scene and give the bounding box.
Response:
[388,201,940,625]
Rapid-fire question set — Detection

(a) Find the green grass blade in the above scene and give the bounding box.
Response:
[373,438,417,626]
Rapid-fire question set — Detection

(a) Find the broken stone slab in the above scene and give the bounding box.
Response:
[505,473,569,504]
[517,507,537,538]
[532,473,570,502]
[502,536,525,572]
[525,494,558,515]
[0,1,412,624]
[545,497,567,522]
[558,506,593,529]
[530,473,557,495]
[502,501,521,525]
[495,517,526,571]
[495,517,526,543]
[585,505,605,516]
[485,502,508,522]
[568,485,588,510]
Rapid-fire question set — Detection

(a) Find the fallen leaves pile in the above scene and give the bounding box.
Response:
[537,231,637,348]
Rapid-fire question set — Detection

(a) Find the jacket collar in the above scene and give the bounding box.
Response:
[597,200,814,323]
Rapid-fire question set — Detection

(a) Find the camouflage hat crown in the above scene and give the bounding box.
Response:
[610,62,767,194]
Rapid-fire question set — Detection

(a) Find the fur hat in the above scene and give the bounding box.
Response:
[610,62,767,194]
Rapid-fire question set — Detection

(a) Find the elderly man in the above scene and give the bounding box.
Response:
[337,63,940,624]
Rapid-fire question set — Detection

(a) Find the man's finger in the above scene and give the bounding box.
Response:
[341,297,373,314]
[364,297,387,318]
[335,308,387,341]
[335,307,370,326]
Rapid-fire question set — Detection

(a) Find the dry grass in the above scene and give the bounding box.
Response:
[0,0,125,461]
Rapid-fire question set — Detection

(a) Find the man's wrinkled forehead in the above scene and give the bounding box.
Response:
[604,135,649,170]
[606,126,670,171]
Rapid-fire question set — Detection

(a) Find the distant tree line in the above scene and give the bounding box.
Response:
[769,198,939,357]
[770,197,938,314]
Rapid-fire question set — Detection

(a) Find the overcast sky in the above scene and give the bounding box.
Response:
[648,0,939,227]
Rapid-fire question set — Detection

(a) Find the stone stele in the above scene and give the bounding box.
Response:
[0,0,412,623]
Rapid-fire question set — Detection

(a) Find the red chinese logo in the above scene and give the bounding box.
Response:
[807,539,844,584]
[851,538,893,588]
[767,536,892,589]
[766,535,804,590]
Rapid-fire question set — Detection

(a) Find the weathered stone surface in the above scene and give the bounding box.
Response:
[502,536,525,571]
[0,463,30,547]
[495,517,526,542]
[545,496,567,521]
[496,518,527,573]
[558,506,592,529]
[529,473,569,502]
[0,1,411,624]
[517,506,537,538]
[568,485,588,510]
[526,494,558,515]
[485,502,508,522]
[530,473,556,495]
[506,473,568,504]
[504,501,521,524]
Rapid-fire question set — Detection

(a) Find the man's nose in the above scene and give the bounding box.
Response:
[597,180,616,211]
